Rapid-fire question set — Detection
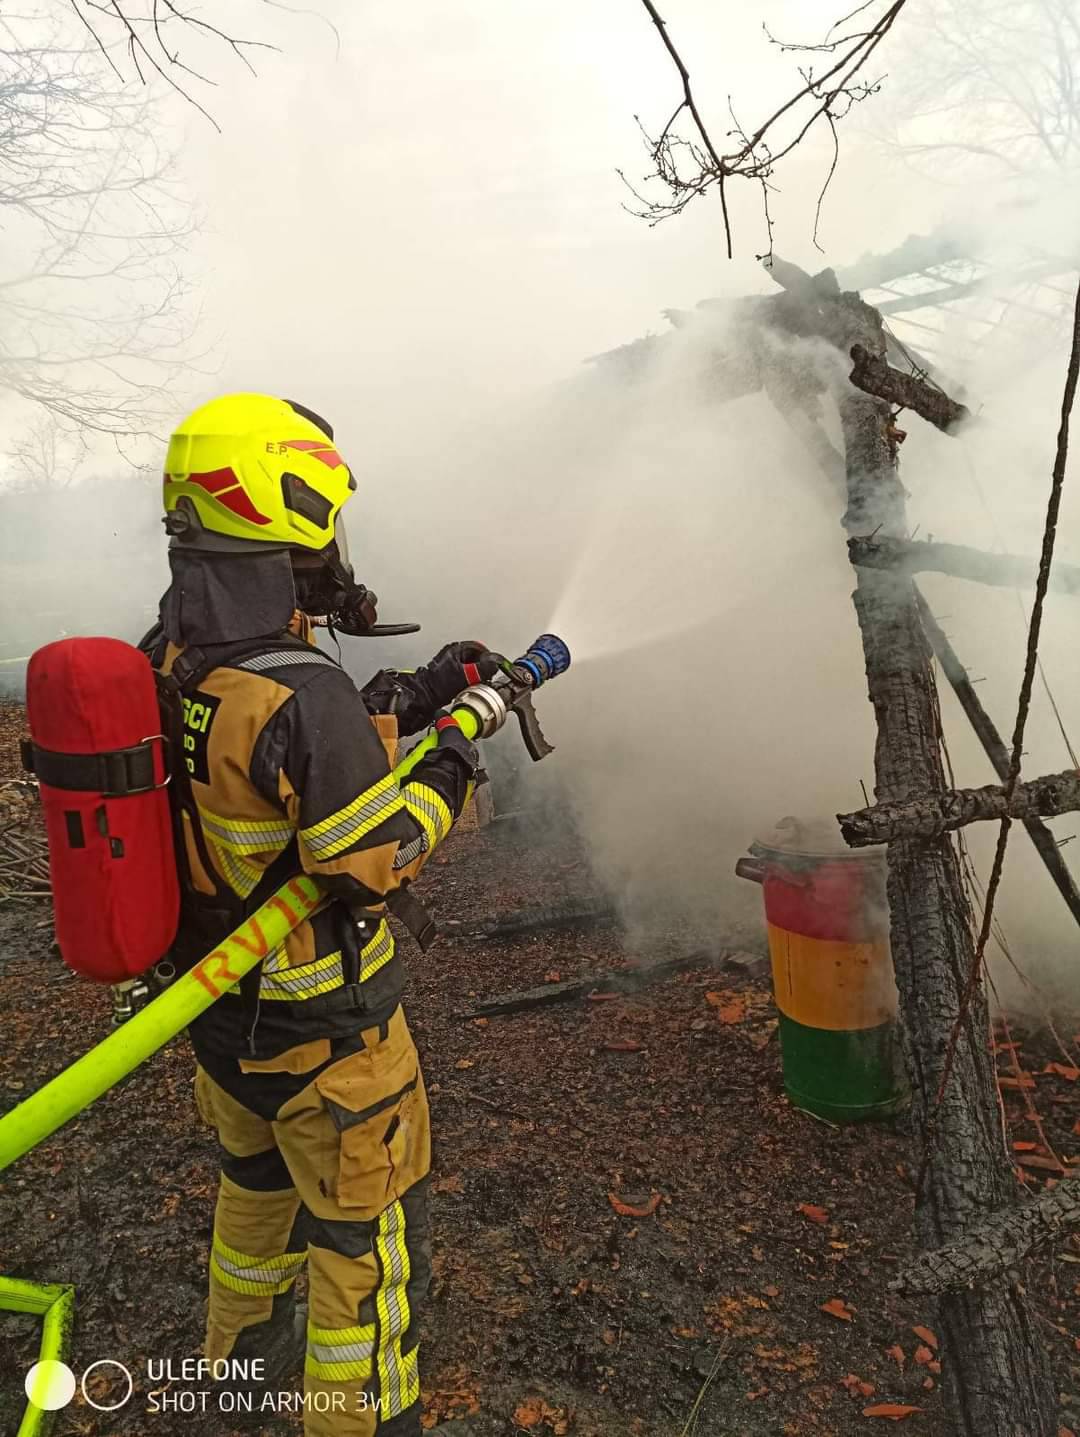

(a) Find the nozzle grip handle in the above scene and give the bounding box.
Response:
[513,694,554,762]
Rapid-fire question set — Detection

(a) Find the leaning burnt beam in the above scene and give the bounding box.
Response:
[891,1178,1080,1298]
[850,534,1080,598]
[838,770,1080,847]
[848,343,971,433]
[915,588,1080,931]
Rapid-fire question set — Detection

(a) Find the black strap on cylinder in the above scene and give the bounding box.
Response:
[21,738,162,797]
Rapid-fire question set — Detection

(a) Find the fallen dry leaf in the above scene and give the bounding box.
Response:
[705,990,747,1024]
[886,1345,905,1369]
[587,991,618,1003]
[513,1397,568,1431]
[841,1374,875,1398]
[797,1203,829,1225]
[1044,1062,1080,1081]
[862,1403,921,1421]
[998,1074,1036,1090]
[454,1059,474,1070]
[913,1345,933,1366]
[1017,1152,1065,1172]
[820,1297,854,1322]
[608,1191,662,1218]
[1011,1141,1039,1152]
[911,1325,938,1351]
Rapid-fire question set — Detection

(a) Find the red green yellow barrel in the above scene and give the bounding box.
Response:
[738,820,908,1122]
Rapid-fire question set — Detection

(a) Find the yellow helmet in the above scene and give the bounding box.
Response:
[163,393,356,553]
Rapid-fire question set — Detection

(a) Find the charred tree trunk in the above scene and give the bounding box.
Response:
[840,370,1056,1433]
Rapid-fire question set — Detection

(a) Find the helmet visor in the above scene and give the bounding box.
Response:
[333,511,352,575]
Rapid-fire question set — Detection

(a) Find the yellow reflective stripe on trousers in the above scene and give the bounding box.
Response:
[402,782,451,849]
[301,775,405,860]
[198,804,295,856]
[210,1233,305,1296]
[258,922,395,1002]
[305,1320,377,1383]
[373,1200,419,1415]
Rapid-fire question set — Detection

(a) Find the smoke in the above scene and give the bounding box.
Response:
[2,0,1080,1008]
[334,315,879,950]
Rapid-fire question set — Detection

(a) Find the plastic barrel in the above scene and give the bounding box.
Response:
[739,818,908,1122]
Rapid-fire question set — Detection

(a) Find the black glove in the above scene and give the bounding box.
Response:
[418,642,501,706]
[362,641,502,736]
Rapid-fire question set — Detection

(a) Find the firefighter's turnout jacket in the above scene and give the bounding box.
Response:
[158,620,467,1095]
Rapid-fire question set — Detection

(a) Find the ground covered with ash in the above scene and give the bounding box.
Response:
[4,699,1080,1436]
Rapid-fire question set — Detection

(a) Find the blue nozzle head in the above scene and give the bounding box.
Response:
[515,633,571,687]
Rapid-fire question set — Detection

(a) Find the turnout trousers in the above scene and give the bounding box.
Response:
[193,1005,432,1437]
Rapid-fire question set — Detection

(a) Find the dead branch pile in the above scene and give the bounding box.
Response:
[0,782,49,903]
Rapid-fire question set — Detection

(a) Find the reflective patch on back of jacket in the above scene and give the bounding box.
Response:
[182,691,221,784]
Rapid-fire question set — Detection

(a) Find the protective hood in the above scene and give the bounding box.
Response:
[158,547,297,647]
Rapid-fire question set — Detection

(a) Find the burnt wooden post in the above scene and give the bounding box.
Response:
[836,297,1056,1435]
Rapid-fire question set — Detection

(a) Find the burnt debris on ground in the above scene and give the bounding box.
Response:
[3,706,1080,1435]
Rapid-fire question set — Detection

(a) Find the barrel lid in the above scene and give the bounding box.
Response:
[750,815,884,864]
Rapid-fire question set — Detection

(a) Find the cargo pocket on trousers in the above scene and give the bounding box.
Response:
[314,1036,431,1220]
[194,1067,216,1128]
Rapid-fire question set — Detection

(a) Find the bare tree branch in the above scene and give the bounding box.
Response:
[626,0,909,254]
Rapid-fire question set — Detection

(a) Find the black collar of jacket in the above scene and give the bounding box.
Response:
[159,547,297,647]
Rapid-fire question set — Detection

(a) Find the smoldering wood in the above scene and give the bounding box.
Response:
[891,1176,1080,1298]
[848,342,971,433]
[819,277,1056,1430]
[850,533,1080,597]
[915,589,1080,930]
[455,949,743,1020]
[838,768,1080,845]
[443,899,617,941]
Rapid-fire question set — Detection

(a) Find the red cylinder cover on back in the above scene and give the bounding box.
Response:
[26,637,180,981]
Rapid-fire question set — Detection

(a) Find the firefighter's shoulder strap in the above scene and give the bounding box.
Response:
[148,634,332,1028]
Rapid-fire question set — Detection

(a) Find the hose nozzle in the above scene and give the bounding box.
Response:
[513,634,571,688]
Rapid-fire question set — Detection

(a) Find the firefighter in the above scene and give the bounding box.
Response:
[144,393,496,1436]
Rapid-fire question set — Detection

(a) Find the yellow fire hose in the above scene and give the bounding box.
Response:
[0,1279,75,1437]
